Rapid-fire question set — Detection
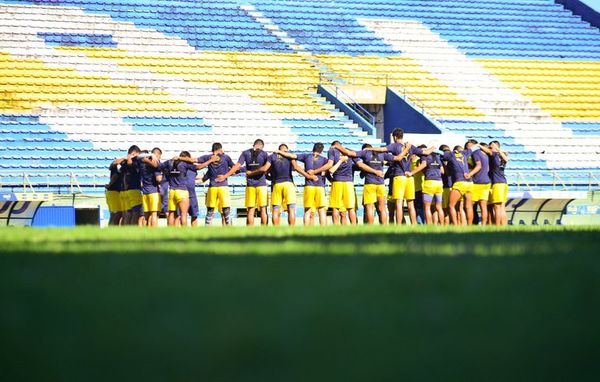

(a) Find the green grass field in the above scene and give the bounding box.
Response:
[1,225,599,381]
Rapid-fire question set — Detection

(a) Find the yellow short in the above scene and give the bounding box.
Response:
[245,186,268,208]
[442,188,451,209]
[271,182,297,209]
[363,184,386,205]
[489,183,509,204]
[122,189,142,211]
[329,181,356,210]
[472,183,491,202]
[105,190,124,213]
[422,180,444,197]
[390,176,415,201]
[452,181,473,196]
[206,186,231,212]
[304,186,327,210]
[142,193,161,213]
[168,189,189,212]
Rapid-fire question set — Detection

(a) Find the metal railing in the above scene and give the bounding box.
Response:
[319,70,446,128]
[331,84,377,127]
[1,170,600,194]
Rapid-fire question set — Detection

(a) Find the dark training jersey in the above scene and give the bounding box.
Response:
[198,154,235,187]
[355,150,394,185]
[385,143,425,177]
[489,152,507,184]
[106,162,124,192]
[296,153,328,187]
[471,149,491,184]
[237,149,269,187]
[327,148,358,182]
[159,160,197,190]
[140,160,161,194]
[442,149,472,183]
[267,153,293,184]
[422,154,443,181]
[122,157,142,191]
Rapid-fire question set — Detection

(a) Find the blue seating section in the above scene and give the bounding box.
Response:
[248,0,399,56]
[6,0,292,52]
[38,32,118,48]
[563,122,600,135]
[337,0,600,60]
[123,116,211,132]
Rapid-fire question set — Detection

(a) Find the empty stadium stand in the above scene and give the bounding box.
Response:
[0,0,599,193]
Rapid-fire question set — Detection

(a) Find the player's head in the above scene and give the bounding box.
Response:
[439,144,451,152]
[253,139,264,151]
[312,142,324,154]
[391,128,404,142]
[480,142,488,148]
[362,143,372,150]
[489,140,501,151]
[179,150,191,158]
[330,140,341,147]
[140,149,149,154]
[151,147,162,159]
[211,142,223,154]
[453,145,463,153]
[418,144,427,149]
[465,139,478,149]
[278,143,289,152]
[128,145,141,155]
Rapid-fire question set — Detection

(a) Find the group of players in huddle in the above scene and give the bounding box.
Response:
[105,128,509,227]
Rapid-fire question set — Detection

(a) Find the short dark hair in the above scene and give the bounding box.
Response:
[392,128,404,140]
[179,151,191,158]
[151,147,162,154]
[453,145,463,152]
[253,139,264,146]
[312,143,324,153]
[480,142,488,147]
[128,145,141,154]
[490,140,501,148]
[141,150,149,154]
[278,143,288,150]
[362,143,372,150]
[330,140,341,146]
[418,144,427,149]
[212,142,222,152]
[465,139,478,148]
[439,144,450,152]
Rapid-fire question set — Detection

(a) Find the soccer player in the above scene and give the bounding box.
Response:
[488,141,509,225]
[365,128,433,224]
[160,151,211,227]
[197,143,235,226]
[333,143,399,225]
[443,145,475,225]
[185,161,200,227]
[106,156,127,226]
[466,142,492,225]
[217,139,269,226]
[139,148,162,227]
[440,145,453,226]
[273,143,328,226]
[411,145,427,224]
[409,151,445,225]
[327,141,360,225]
[260,144,316,226]
[121,145,144,226]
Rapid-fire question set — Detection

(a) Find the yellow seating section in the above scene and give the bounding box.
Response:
[56,47,332,116]
[477,59,600,121]
[0,51,198,113]
[314,54,485,118]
